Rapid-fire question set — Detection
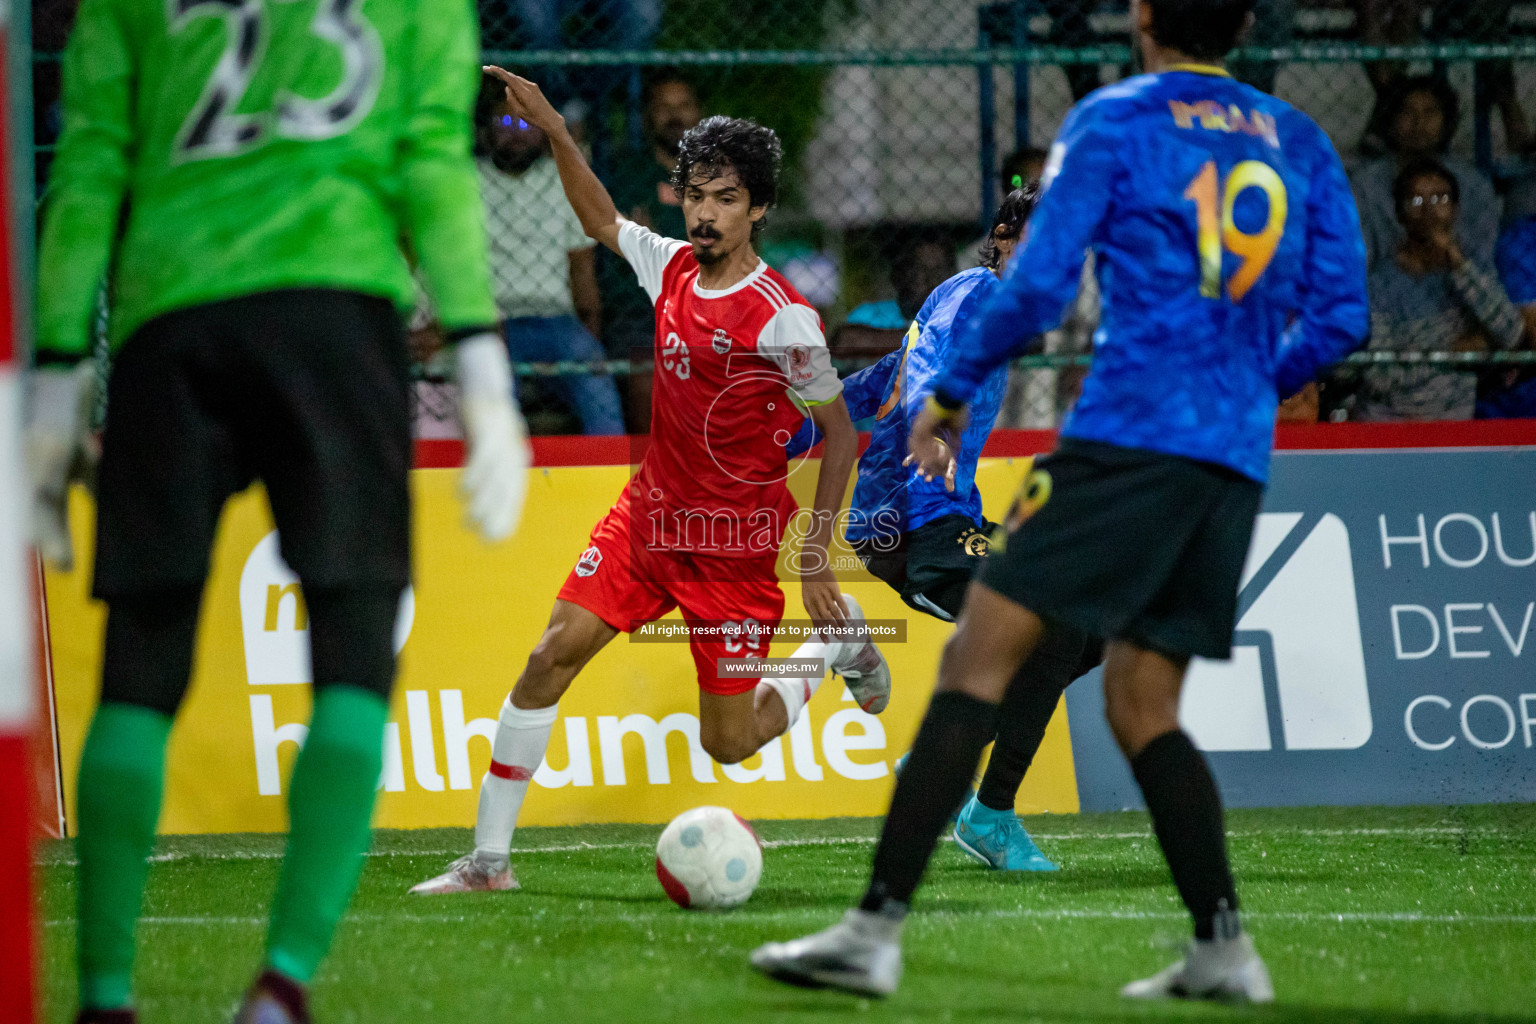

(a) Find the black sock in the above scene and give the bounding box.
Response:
[254,970,311,1024]
[1130,730,1240,940]
[976,624,1087,811]
[860,692,999,914]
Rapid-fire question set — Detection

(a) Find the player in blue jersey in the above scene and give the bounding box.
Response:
[786,187,1099,872]
[753,0,1368,1002]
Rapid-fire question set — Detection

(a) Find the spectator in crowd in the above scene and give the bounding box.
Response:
[599,73,705,431]
[977,148,1097,429]
[1041,0,1129,102]
[1039,0,1286,99]
[1350,76,1500,272]
[839,232,957,357]
[601,75,701,344]
[1355,160,1524,421]
[1352,2,1527,154]
[1475,196,1536,418]
[480,0,661,109]
[609,75,703,239]
[1229,0,1293,94]
[476,77,625,435]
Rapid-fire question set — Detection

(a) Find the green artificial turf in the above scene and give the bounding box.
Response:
[37,804,1536,1023]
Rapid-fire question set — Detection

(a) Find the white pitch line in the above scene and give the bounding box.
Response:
[44,909,1536,928]
[34,824,1513,868]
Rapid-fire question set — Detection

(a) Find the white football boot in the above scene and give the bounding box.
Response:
[409,853,519,895]
[750,909,903,997]
[832,595,892,714]
[1121,931,1274,1003]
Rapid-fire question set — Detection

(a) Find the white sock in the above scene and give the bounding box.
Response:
[473,697,558,867]
[761,637,839,731]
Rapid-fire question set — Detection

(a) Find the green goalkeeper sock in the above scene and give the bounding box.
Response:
[264,685,388,984]
[75,702,173,1010]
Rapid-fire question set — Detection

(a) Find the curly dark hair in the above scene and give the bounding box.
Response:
[979,186,1039,271]
[671,115,783,240]
[1146,0,1255,62]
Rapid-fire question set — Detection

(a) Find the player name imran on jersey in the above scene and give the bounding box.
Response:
[1168,100,1280,149]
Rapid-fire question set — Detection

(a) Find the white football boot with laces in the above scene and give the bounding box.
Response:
[409,853,518,895]
[832,595,892,714]
[1121,931,1274,1003]
[750,909,903,997]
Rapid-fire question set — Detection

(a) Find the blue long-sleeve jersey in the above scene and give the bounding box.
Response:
[788,268,1010,540]
[933,67,1369,483]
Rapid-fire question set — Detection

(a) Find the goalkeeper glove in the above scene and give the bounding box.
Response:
[453,333,530,541]
[25,360,99,570]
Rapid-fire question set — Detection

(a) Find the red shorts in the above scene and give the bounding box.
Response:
[557,492,785,696]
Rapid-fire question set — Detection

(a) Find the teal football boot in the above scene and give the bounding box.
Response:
[952,795,1059,871]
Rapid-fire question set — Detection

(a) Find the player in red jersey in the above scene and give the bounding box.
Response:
[413,69,890,894]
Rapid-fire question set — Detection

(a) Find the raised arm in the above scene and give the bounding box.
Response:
[911,106,1113,481]
[485,66,626,255]
[1274,134,1370,398]
[801,395,858,629]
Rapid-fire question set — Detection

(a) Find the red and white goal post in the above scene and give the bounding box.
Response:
[0,0,39,1015]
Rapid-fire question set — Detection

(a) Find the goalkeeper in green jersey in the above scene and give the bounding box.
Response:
[25,0,530,1020]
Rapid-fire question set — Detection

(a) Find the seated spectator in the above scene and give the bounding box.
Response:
[476,77,625,435]
[837,234,957,358]
[601,74,701,350]
[1350,76,1500,271]
[599,73,705,433]
[971,147,1096,429]
[1352,3,1527,155]
[480,0,660,111]
[1035,0,1288,98]
[1476,203,1536,418]
[1356,160,1524,421]
[1040,0,1128,101]
[1230,0,1293,94]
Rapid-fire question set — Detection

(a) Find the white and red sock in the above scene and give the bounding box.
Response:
[473,697,558,868]
[760,634,844,732]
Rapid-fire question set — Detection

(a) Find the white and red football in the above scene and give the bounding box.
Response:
[655,806,763,909]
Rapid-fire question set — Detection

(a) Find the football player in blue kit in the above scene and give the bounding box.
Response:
[753,0,1368,1001]
[786,187,1100,873]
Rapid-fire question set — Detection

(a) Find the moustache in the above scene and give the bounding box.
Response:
[690,227,722,240]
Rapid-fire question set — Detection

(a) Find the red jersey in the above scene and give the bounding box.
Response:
[617,221,842,558]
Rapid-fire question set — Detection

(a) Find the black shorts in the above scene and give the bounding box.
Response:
[851,513,993,621]
[976,439,1263,660]
[93,289,412,599]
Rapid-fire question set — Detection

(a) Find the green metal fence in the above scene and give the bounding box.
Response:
[30,1,1536,432]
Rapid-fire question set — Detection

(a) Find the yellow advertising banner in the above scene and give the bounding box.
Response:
[44,457,1078,834]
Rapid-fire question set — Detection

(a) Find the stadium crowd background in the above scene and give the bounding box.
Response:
[28,0,1536,434]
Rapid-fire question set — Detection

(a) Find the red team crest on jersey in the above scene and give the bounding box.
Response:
[637,255,830,554]
[575,545,603,577]
[787,344,812,385]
